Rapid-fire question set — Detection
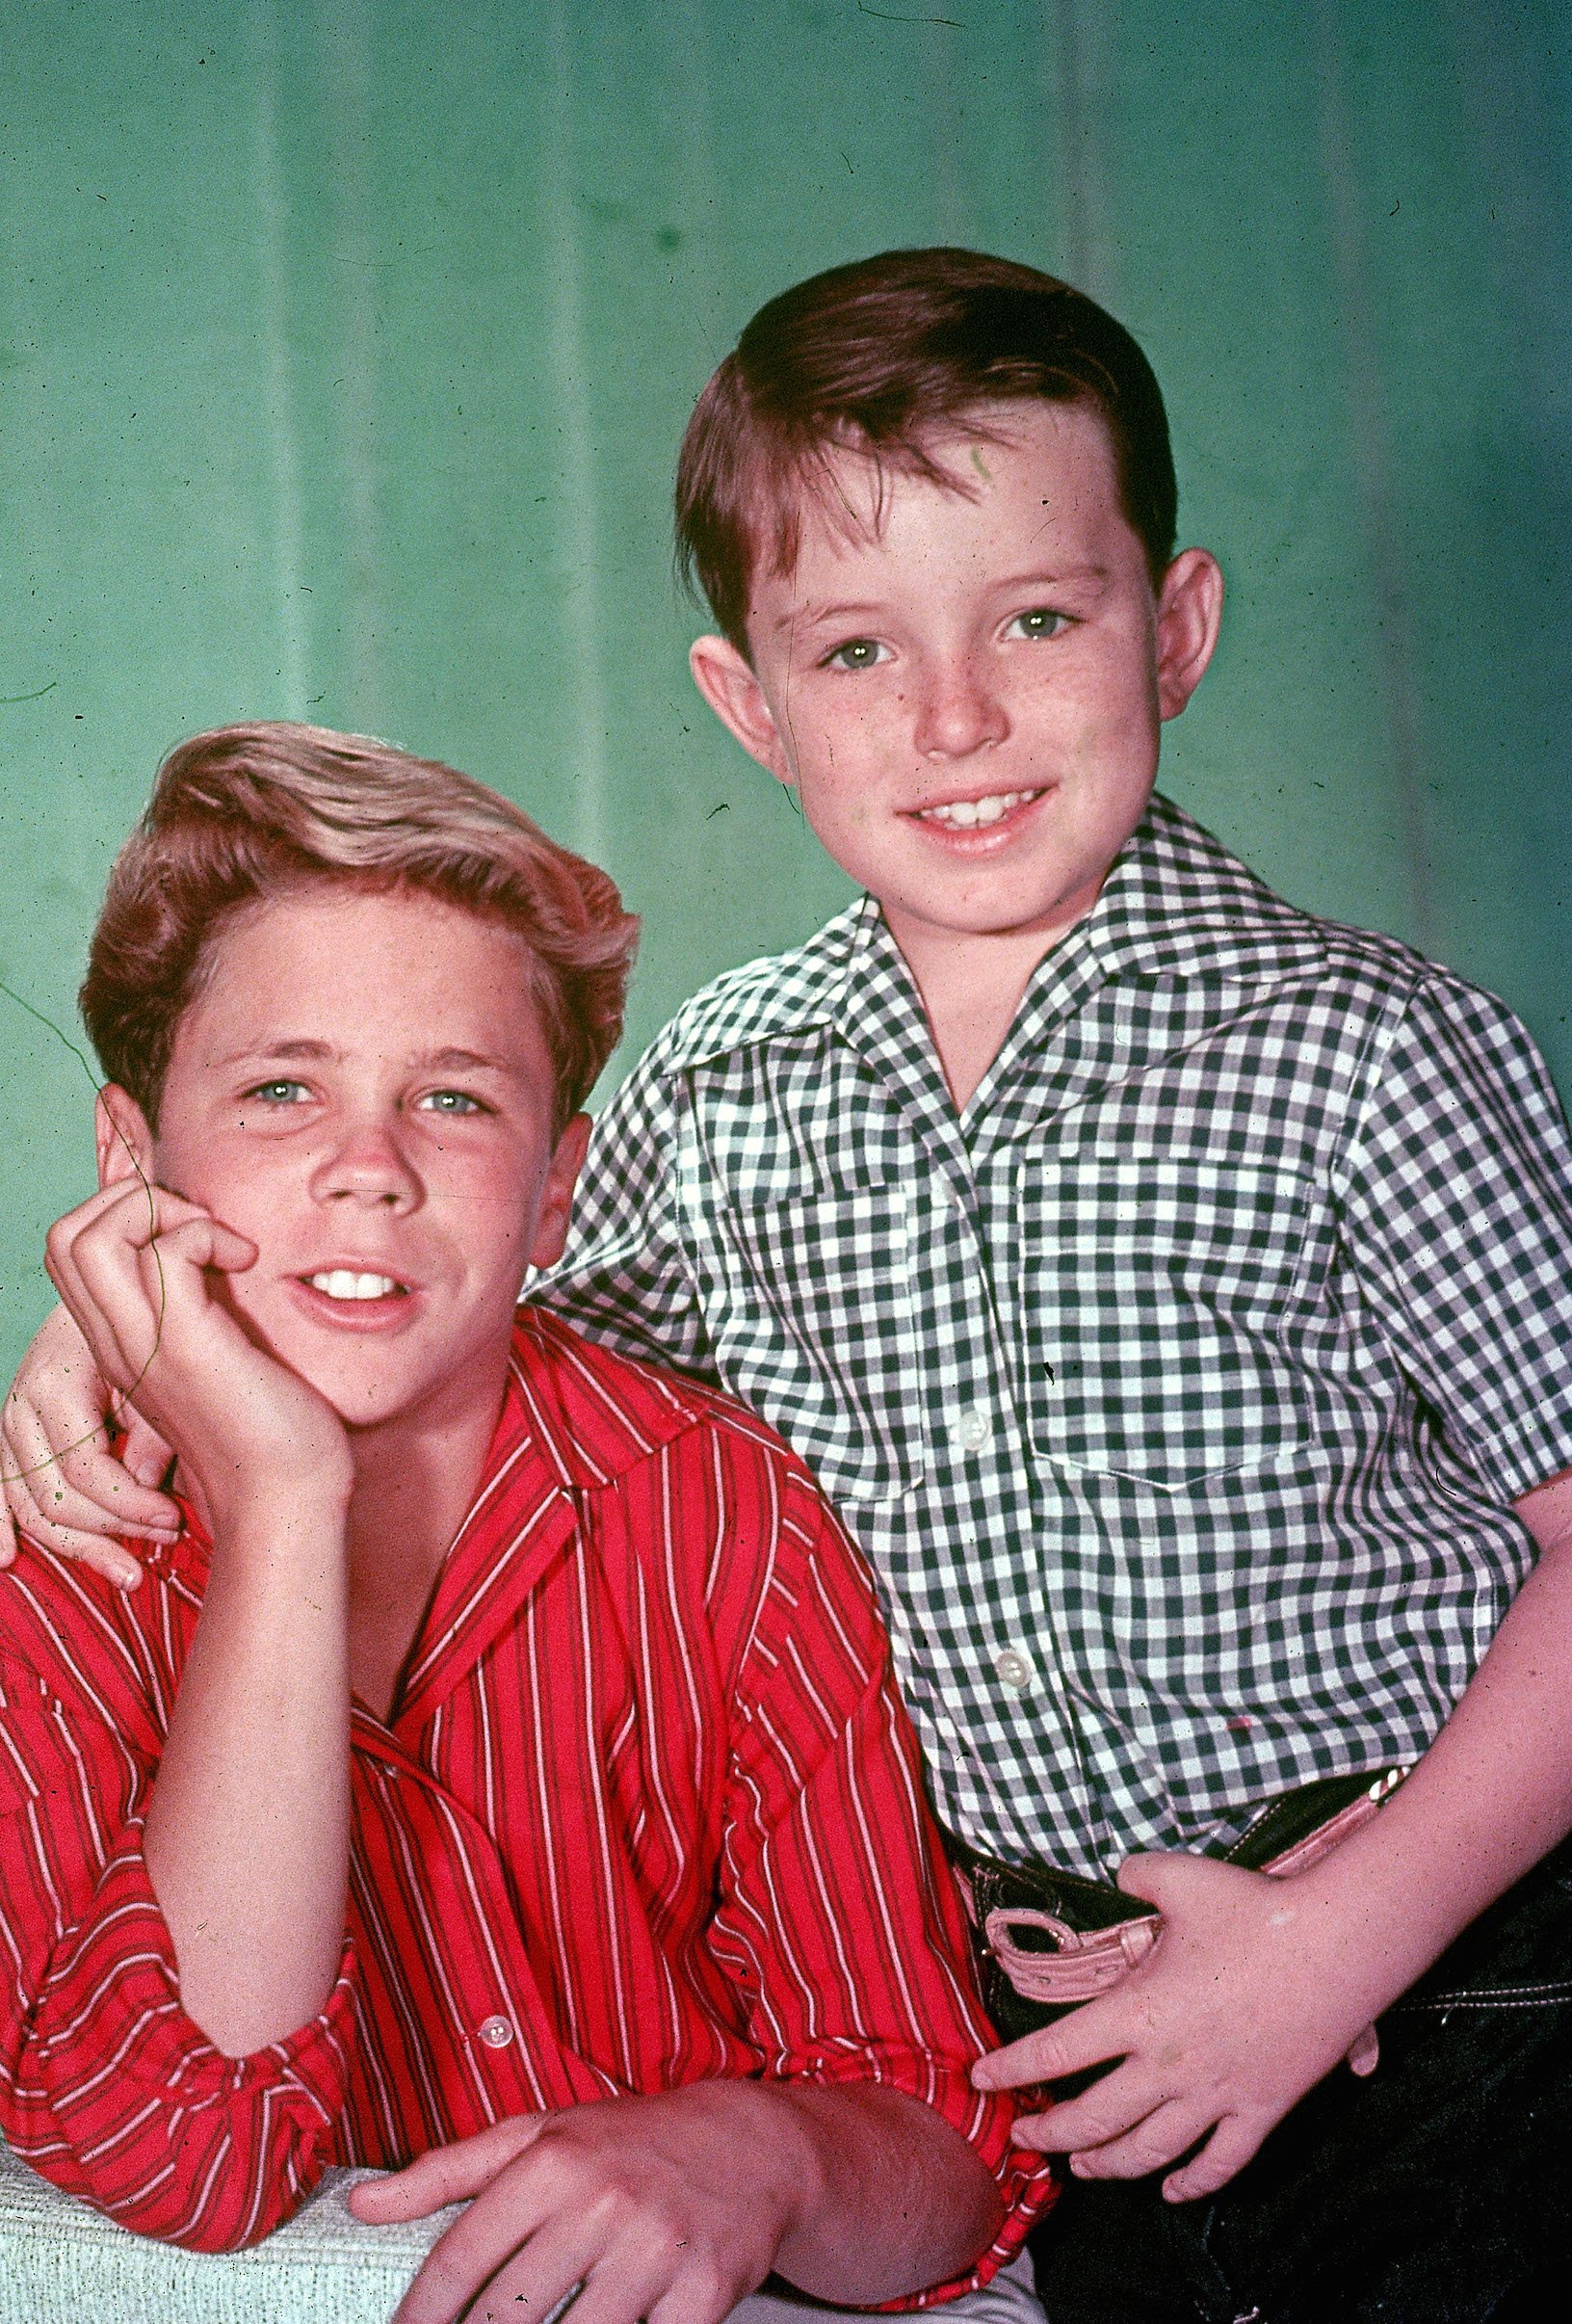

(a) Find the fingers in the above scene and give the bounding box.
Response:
[1016,2066,1266,2202]
[4,1387,171,1536]
[47,1178,256,1306]
[393,2205,588,2324]
[1010,2052,1155,2156]
[1,1392,159,1587]
[44,1182,187,1388]
[1064,2099,1216,2183]
[1,1290,179,1584]
[121,1411,178,1492]
[46,1183,257,1401]
[1113,1849,1175,1908]
[367,2098,765,2324]
[391,2175,741,2324]
[384,2143,581,2324]
[1162,2115,1267,2204]
[351,2117,544,2224]
[2,1349,181,1521]
[973,2001,1126,2094]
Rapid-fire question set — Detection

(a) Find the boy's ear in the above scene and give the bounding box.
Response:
[527,1111,593,1273]
[1155,548,1225,722]
[688,635,795,786]
[95,1086,155,1192]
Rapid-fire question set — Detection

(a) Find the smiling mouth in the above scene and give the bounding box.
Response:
[913,786,1045,831]
[303,1271,409,1302]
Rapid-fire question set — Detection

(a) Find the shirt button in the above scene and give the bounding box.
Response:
[994,1648,1035,1694]
[953,1404,992,1452]
[478,2015,515,2049]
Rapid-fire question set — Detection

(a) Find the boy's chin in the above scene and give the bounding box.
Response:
[291,1341,509,1441]
[301,1368,441,1437]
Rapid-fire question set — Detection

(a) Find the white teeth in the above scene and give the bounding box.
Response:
[921,788,1037,830]
[307,1271,401,1301]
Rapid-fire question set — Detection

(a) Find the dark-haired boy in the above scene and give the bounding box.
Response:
[9,256,1572,2318]
[544,251,1572,2316]
[0,725,1049,2324]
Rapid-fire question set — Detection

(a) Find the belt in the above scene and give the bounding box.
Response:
[953,1767,1408,2075]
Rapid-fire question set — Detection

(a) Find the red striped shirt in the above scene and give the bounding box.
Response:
[0,1309,1052,2273]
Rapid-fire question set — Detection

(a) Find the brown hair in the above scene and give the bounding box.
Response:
[675,247,1179,657]
[81,723,640,1133]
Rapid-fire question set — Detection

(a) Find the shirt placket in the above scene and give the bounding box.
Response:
[902,1153,1105,1864]
[846,937,1116,1867]
[947,947,1148,1872]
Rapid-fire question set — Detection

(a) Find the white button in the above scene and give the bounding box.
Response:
[953,1405,992,1452]
[994,1649,1035,1694]
[478,2015,515,2049]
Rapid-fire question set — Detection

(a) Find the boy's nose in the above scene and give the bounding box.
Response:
[912,657,1009,759]
[309,1127,422,1211]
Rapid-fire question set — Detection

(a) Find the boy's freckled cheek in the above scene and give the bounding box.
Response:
[1070,711,1134,772]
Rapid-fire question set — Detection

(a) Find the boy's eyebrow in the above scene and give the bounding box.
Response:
[216,1037,339,1067]
[995,563,1113,592]
[775,599,884,634]
[421,1046,515,1075]
[215,1038,516,1075]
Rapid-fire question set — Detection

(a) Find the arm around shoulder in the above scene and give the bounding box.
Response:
[1,1300,180,1584]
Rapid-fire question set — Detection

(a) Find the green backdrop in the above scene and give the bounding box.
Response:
[2,0,1568,1378]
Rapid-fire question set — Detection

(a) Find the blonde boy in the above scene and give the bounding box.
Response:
[0,725,1048,2324]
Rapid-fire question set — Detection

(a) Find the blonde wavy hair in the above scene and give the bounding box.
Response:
[81,723,639,1133]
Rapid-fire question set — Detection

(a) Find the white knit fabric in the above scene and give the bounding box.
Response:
[0,2136,1045,2324]
[0,2139,458,2323]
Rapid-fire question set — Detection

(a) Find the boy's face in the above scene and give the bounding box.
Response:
[101,886,586,1439]
[691,402,1221,975]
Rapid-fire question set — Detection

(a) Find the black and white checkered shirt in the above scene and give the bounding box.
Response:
[542,795,1572,1876]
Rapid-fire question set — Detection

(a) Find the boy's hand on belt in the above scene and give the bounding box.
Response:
[971,1848,1400,2204]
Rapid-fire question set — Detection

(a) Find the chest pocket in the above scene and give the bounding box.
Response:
[691,1175,926,1508]
[1013,1149,1318,1490]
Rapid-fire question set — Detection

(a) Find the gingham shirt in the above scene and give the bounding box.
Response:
[545,795,1572,1879]
[0,1312,1048,2263]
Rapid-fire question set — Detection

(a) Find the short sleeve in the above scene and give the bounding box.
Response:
[1336,969,1572,1497]
[537,1040,720,1383]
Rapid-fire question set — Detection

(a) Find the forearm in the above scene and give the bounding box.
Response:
[144,1497,352,2057]
[768,2081,1004,2303]
[1289,1496,1572,2019]
[1,1692,354,2249]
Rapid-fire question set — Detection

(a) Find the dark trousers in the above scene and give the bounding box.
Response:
[1029,1835,1572,2323]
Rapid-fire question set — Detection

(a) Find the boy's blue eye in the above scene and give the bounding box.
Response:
[422,1090,485,1115]
[824,638,887,671]
[247,1079,308,1104]
[1008,609,1069,641]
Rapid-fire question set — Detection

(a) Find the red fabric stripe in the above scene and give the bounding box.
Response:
[0,1310,1053,2270]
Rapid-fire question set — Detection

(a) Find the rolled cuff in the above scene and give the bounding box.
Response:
[773,2039,1057,2301]
[15,1823,357,2248]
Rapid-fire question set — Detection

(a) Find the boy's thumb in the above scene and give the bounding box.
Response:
[1114,1850,1179,1910]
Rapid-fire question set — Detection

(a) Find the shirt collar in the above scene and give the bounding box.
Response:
[165,1311,709,1733]
[1078,792,1327,984]
[654,794,1327,1079]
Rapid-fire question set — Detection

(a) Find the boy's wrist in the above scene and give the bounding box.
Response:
[201,1466,354,1571]
[1279,1828,1465,2030]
